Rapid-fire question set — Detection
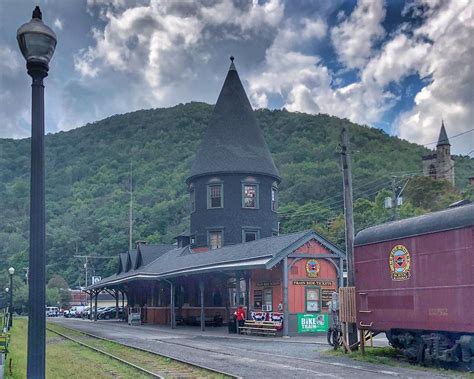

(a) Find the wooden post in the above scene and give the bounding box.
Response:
[170,281,175,329]
[115,289,119,319]
[245,273,251,320]
[360,328,365,354]
[200,279,205,332]
[94,291,98,322]
[235,273,241,308]
[283,257,289,337]
[340,127,358,349]
[89,290,93,320]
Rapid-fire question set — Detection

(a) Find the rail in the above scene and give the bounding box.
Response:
[46,324,238,378]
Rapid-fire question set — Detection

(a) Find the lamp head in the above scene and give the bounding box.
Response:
[17,6,57,66]
[5,288,9,293]
[8,267,15,275]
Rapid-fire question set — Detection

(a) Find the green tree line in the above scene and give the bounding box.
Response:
[0,103,472,287]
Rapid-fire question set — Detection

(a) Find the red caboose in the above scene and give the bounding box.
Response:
[354,203,473,368]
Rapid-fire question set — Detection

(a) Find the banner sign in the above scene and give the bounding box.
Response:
[293,280,333,286]
[297,313,328,333]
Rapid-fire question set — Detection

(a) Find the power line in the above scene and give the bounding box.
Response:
[421,128,474,146]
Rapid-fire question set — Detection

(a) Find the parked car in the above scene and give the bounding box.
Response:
[46,306,59,317]
[80,306,91,319]
[68,306,87,318]
[97,306,124,320]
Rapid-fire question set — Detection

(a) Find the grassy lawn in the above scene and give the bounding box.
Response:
[47,323,226,378]
[324,346,474,378]
[5,318,151,378]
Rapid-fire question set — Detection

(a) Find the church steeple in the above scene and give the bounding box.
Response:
[187,57,280,184]
[437,120,450,146]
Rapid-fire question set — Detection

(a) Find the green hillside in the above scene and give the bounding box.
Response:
[1,102,472,287]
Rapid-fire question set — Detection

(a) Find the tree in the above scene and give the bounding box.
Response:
[47,274,71,307]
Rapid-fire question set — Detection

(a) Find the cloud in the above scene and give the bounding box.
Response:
[395,0,473,154]
[53,18,63,30]
[331,0,386,70]
[75,0,285,105]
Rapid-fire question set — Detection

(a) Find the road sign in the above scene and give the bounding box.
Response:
[91,276,102,284]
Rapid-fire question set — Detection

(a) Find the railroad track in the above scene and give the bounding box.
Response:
[46,324,238,378]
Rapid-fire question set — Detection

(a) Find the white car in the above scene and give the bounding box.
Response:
[46,306,59,317]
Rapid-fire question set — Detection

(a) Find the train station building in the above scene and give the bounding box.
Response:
[88,58,345,336]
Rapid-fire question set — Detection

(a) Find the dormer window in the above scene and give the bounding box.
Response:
[243,184,258,209]
[207,183,223,209]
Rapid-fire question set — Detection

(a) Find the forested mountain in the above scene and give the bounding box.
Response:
[1,102,472,288]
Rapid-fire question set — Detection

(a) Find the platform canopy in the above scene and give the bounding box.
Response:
[88,230,345,291]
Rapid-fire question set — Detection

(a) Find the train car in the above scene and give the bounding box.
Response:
[354,203,474,368]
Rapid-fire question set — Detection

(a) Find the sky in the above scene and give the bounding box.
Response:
[0,0,472,155]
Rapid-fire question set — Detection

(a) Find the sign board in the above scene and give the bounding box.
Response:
[91,276,102,284]
[321,289,335,310]
[293,280,333,286]
[297,313,328,333]
[255,281,280,287]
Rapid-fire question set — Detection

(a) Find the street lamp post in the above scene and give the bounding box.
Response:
[8,267,15,328]
[5,287,9,331]
[17,6,57,378]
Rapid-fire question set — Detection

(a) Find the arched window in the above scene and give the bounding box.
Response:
[429,164,436,179]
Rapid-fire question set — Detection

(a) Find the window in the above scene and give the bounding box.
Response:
[208,230,223,250]
[243,184,258,208]
[207,184,223,208]
[263,288,273,311]
[271,187,278,211]
[242,227,260,242]
[242,229,260,242]
[305,287,321,312]
[190,188,195,212]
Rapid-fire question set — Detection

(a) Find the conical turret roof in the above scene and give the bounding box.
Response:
[187,58,280,183]
[437,121,450,146]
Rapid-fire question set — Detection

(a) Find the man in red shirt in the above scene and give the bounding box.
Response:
[236,306,245,333]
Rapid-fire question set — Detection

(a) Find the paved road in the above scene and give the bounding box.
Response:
[50,318,458,379]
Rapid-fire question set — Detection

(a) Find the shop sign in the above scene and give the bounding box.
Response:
[297,313,328,333]
[293,280,333,286]
[305,259,320,277]
[256,281,280,287]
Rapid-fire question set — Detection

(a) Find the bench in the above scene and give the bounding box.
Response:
[0,333,10,355]
[239,320,278,336]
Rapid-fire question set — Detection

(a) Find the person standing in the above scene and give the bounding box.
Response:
[236,306,245,334]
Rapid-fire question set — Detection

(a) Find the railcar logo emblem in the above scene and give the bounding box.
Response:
[305,259,320,278]
[389,245,411,281]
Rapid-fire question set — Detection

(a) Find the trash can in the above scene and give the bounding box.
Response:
[228,315,237,334]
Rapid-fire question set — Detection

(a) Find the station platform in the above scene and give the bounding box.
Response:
[72,318,390,347]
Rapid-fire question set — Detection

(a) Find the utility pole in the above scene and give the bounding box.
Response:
[129,161,133,251]
[391,176,397,221]
[340,127,358,348]
[74,255,115,309]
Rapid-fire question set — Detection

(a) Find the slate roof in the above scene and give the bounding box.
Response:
[437,121,450,146]
[89,230,345,290]
[355,203,474,246]
[129,249,138,270]
[187,59,280,183]
[138,244,175,266]
[119,253,129,274]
